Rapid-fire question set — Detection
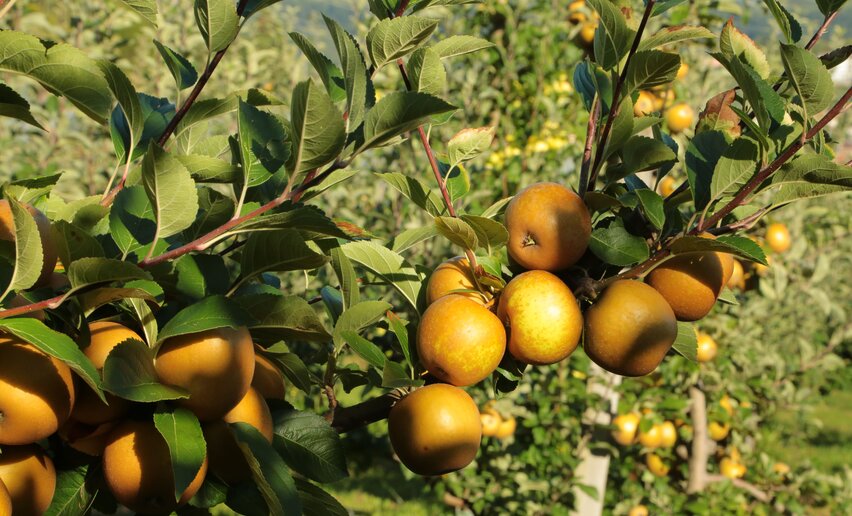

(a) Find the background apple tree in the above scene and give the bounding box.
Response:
[0,0,850,515]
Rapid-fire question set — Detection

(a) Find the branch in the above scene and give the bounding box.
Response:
[696,85,851,233]
[578,96,600,199]
[586,0,657,192]
[805,12,838,51]
[391,37,480,272]
[140,160,347,267]
[705,474,771,503]
[331,391,402,433]
[100,0,252,206]
[0,0,18,20]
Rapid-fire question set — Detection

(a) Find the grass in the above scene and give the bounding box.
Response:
[763,390,852,473]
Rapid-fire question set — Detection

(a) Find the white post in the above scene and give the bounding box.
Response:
[571,364,622,516]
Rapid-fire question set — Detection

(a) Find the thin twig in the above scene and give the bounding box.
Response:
[100,0,252,206]
[696,86,851,233]
[586,0,657,192]
[578,96,600,198]
[705,474,770,502]
[0,0,18,20]
[805,12,838,51]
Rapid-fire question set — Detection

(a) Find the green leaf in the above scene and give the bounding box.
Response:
[228,204,347,241]
[382,360,422,388]
[102,339,189,400]
[194,0,240,53]
[686,130,728,210]
[157,295,251,342]
[0,195,43,298]
[66,257,150,291]
[324,15,371,129]
[447,127,494,168]
[0,82,44,130]
[367,16,439,70]
[391,225,441,253]
[637,25,714,51]
[266,349,313,393]
[153,40,198,90]
[232,422,302,514]
[176,154,241,183]
[295,478,347,516]
[816,0,847,16]
[288,32,347,103]
[329,246,359,309]
[672,322,697,361]
[243,0,285,19]
[78,285,160,316]
[108,185,156,256]
[175,90,281,140]
[719,20,770,79]
[98,60,144,162]
[238,230,328,286]
[376,172,443,215]
[779,44,834,116]
[430,35,494,59]
[0,30,113,123]
[237,99,290,189]
[625,51,680,93]
[333,300,391,352]
[406,47,446,96]
[766,154,852,206]
[434,216,478,250]
[669,235,767,265]
[761,0,801,44]
[634,189,665,230]
[622,136,677,175]
[43,465,92,516]
[52,221,104,268]
[271,407,348,483]
[237,293,332,342]
[603,97,634,161]
[114,0,158,26]
[710,137,759,202]
[0,318,105,402]
[110,93,174,163]
[289,80,345,178]
[141,143,199,245]
[587,0,635,70]
[588,225,649,266]
[154,408,207,502]
[444,163,470,202]
[461,214,508,251]
[361,92,455,150]
[387,311,416,369]
[340,330,386,369]
[340,241,422,309]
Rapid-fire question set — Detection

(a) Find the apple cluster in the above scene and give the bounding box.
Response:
[0,319,286,514]
[389,181,738,476]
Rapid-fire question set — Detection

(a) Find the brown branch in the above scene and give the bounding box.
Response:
[707,207,768,236]
[392,41,480,272]
[805,12,838,51]
[586,0,657,192]
[331,391,402,433]
[578,96,600,199]
[705,474,771,502]
[100,0,252,206]
[394,0,410,17]
[687,386,709,493]
[696,85,851,233]
[140,160,347,267]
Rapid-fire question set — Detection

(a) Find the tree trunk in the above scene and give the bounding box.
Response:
[571,364,622,516]
[687,386,710,493]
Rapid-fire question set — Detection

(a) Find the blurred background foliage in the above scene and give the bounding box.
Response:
[1,0,850,514]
